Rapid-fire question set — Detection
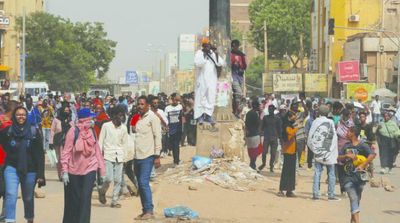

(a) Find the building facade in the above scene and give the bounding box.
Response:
[0,0,44,82]
[311,0,400,96]
[230,0,260,64]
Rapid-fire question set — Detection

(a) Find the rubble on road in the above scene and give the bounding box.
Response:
[162,157,267,192]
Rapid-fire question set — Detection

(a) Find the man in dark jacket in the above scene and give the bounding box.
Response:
[260,105,282,172]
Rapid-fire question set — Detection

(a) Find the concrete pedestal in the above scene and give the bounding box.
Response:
[195,120,245,159]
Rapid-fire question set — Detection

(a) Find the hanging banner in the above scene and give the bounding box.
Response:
[346,83,376,102]
[273,73,302,92]
[305,74,327,92]
[337,60,360,82]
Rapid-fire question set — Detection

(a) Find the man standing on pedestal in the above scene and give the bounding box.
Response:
[230,39,247,118]
[194,37,226,124]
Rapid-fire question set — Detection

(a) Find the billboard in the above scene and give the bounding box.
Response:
[304,74,327,92]
[337,60,360,82]
[125,71,138,84]
[346,83,376,102]
[273,73,302,92]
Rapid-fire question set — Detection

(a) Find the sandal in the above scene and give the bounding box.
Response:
[134,213,155,220]
[111,203,122,208]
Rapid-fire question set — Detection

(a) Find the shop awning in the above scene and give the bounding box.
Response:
[0,65,11,71]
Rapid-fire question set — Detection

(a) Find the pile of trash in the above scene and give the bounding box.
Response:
[162,156,266,192]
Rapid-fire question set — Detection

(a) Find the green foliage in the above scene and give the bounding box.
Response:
[246,56,264,96]
[17,12,116,92]
[249,0,311,59]
[231,22,243,42]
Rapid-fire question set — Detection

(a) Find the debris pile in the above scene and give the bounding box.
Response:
[162,157,266,192]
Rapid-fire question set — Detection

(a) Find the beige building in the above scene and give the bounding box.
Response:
[230,0,260,63]
[0,0,44,82]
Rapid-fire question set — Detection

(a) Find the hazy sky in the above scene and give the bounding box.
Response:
[46,0,208,80]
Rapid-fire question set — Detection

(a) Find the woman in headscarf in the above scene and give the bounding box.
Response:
[60,108,105,223]
[0,101,21,221]
[0,106,45,223]
[377,111,400,174]
[278,111,298,197]
[49,105,73,180]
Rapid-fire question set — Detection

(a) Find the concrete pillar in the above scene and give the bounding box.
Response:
[208,0,234,121]
[196,0,244,159]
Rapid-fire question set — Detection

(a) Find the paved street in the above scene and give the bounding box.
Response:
[12,147,400,223]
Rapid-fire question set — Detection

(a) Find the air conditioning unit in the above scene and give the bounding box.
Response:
[348,15,360,22]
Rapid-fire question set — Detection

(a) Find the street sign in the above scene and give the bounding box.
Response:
[273,73,302,92]
[125,71,138,84]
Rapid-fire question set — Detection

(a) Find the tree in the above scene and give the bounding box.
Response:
[231,22,243,42]
[17,12,116,92]
[246,56,264,96]
[249,0,311,65]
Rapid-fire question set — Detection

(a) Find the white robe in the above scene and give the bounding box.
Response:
[194,49,225,119]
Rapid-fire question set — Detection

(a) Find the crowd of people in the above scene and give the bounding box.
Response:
[0,37,396,223]
[0,91,198,222]
[243,93,400,223]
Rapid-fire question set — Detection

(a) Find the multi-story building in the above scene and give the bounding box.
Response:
[230,0,260,64]
[164,52,177,77]
[311,0,400,96]
[178,34,196,71]
[0,0,44,82]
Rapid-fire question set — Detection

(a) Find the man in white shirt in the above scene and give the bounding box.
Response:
[194,37,225,124]
[98,105,128,208]
[370,95,381,125]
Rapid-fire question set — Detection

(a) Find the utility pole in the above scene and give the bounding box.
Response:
[21,7,26,95]
[300,33,305,91]
[264,20,268,74]
[242,33,247,98]
[263,20,270,93]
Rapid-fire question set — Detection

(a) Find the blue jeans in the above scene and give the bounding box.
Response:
[313,162,336,199]
[134,156,155,214]
[344,181,364,214]
[4,166,37,222]
[373,113,380,125]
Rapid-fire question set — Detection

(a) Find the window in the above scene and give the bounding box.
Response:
[0,2,4,10]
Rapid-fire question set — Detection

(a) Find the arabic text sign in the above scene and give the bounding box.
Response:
[305,74,327,92]
[125,71,138,84]
[338,60,360,82]
[273,73,302,92]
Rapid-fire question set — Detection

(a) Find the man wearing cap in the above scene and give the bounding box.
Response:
[307,105,339,201]
[194,37,226,124]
